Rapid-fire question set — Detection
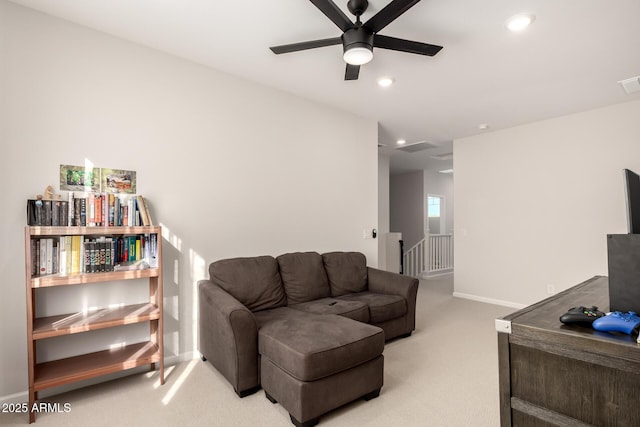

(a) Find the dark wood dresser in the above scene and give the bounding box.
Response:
[496,276,640,426]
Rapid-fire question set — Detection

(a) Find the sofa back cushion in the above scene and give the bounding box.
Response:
[209,256,287,312]
[276,252,331,304]
[322,251,368,297]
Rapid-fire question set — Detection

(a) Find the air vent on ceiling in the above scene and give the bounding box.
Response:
[619,76,640,94]
[431,152,453,160]
[396,141,437,153]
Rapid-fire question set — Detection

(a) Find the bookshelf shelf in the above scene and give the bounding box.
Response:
[34,341,161,391]
[24,225,164,423]
[28,225,156,236]
[31,268,160,288]
[32,303,160,340]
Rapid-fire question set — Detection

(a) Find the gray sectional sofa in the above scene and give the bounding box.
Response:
[198,251,419,427]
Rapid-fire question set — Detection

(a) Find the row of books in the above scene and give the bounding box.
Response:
[27,193,153,227]
[30,233,159,277]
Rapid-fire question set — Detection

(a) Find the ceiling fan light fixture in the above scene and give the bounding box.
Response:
[343,45,373,65]
[342,26,374,65]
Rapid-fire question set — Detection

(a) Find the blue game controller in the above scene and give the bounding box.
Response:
[592,311,640,335]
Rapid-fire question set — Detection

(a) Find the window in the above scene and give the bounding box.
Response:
[428,196,441,218]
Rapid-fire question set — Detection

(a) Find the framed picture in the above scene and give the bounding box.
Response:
[60,164,100,192]
[101,168,137,194]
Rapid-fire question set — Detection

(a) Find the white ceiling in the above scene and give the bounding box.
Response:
[8,0,640,173]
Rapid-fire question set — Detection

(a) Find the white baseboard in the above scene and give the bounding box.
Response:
[423,270,454,279]
[0,390,28,405]
[453,291,527,309]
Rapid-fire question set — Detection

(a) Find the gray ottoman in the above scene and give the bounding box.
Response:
[259,313,384,427]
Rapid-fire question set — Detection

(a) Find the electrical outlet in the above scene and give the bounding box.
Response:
[363,229,372,239]
[547,284,555,294]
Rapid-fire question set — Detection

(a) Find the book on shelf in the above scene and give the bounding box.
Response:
[108,193,116,226]
[96,194,103,226]
[27,199,69,226]
[30,233,158,277]
[31,237,58,276]
[79,197,86,226]
[68,192,75,227]
[88,193,95,226]
[64,236,72,274]
[29,192,154,227]
[52,200,60,226]
[43,200,52,226]
[55,200,68,226]
[136,195,153,226]
[85,240,94,273]
[27,200,43,226]
[59,236,67,275]
[45,238,53,274]
[38,238,47,275]
[30,240,37,276]
[70,235,82,274]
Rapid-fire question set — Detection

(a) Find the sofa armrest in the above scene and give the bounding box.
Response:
[367,267,418,299]
[198,279,259,396]
[367,267,419,333]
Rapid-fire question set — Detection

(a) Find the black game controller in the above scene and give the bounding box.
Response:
[559,306,605,325]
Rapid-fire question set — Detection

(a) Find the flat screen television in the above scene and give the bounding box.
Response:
[623,168,640,234]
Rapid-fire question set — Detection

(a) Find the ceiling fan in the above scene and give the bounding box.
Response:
[269,0,443,81]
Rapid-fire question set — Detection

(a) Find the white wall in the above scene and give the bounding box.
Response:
[0,2,378,400]
[454,99,640,307]
[378,154,390,270]
[390,171,424,249]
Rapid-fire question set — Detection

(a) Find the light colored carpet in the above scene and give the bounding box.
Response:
[1,274,513,426]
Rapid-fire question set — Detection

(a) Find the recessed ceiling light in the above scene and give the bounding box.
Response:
[378,77,394,87]
[397,139,406,145]
[478,123,490,130]
[506,13,535,32]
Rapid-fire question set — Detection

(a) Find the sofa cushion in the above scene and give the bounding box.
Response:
[322,252,368,297]
[253,306,309,329]
[258,314,384,382]
[337,291,407,324]
[289,297,369,323]
[276,252,331,304]
[209,256,287,312]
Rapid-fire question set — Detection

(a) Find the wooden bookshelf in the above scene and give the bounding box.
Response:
[24,225,164,423]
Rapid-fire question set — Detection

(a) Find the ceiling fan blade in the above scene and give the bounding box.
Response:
[270,37,342,54]
[374,34,442,56]
[345,64,360,80]
[309,0,354,32]
[364,0,421,33]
